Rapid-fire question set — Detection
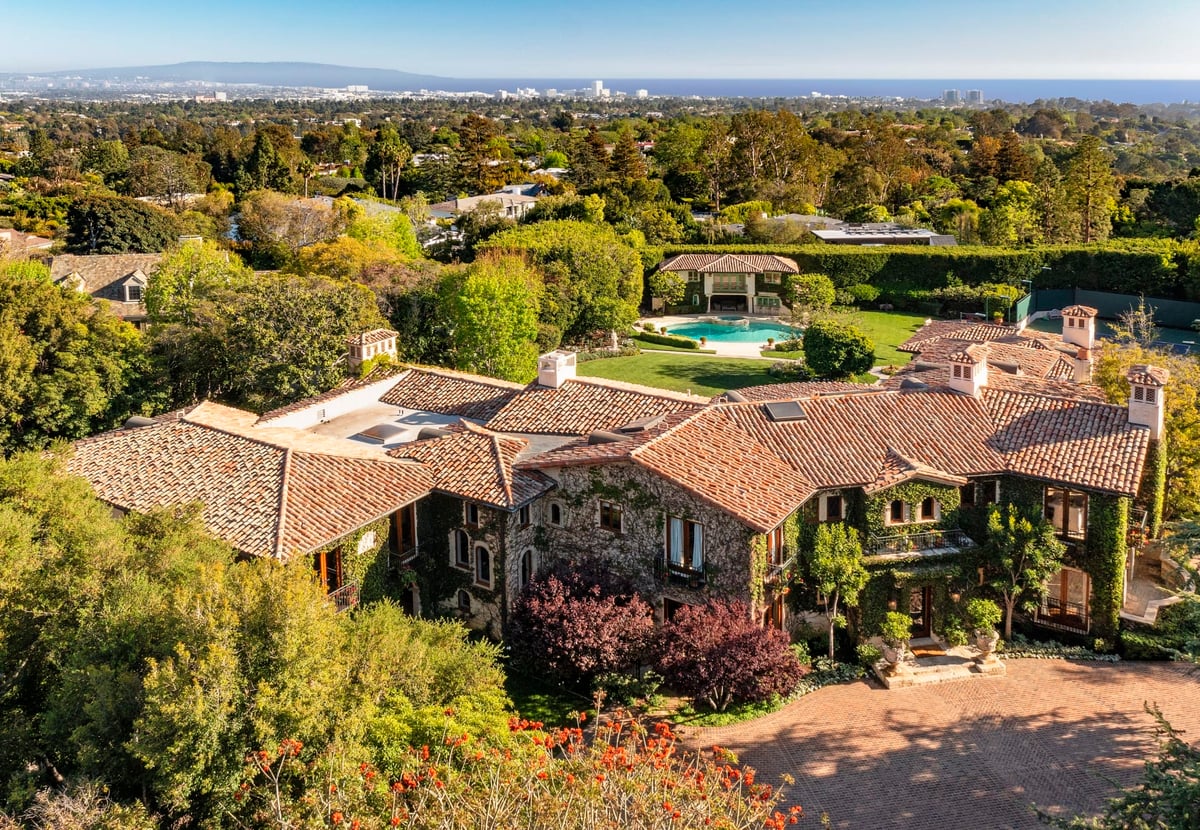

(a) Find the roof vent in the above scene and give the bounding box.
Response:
[617,414,665,433]
[587,430,633,445]
[355,423,408,444]
[763,400,807,422]
[123,415,158,429]
[725,389,748,403]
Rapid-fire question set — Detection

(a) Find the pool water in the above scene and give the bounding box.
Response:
[670,320,802,344]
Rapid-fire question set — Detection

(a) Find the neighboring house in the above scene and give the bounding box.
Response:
[811,223,957,246]
[67,313,1168,645]
[656,253,800,315]
[0,227,53,256]
[49,253,163,326]
[428,190,541,221]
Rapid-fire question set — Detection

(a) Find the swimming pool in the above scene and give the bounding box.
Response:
[669,320,802,344]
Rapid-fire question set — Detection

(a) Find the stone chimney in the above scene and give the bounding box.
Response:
[947,344,988,398]
[1126,365,1169,439]
[1061,305,1098,351]
[538,350,577,388]
[1072,347,1093,384]
[346,329,399,370]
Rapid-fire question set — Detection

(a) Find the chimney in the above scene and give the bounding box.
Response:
[346,329,399,370]
[947,344,988,398]
[537,350,577,388]
[1072,347,1093,384]
[1126,365,1169,439]
[1061,305,1098,351]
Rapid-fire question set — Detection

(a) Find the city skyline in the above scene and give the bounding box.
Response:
[2,0,1199,80]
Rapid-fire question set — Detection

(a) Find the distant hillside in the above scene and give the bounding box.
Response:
[44,61,455,90]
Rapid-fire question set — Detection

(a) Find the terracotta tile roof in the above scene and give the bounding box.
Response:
[257,364,407,424]
[379,368,524,422]
[982,390,1149,495]
[391,421,554,510]
[630,407,817,532]
[486,377,707,436]
[882,362,1108,402]
[512,411,696,469]
[907,336,1073,381]
[1128,365,1170,387]
[68,401,432,558]
[899,320,1032,353]
[347,328,398,346]
[1062,305,1099,318]
[723,380,876,403]
[864,448,969,495]
[658,253,799,274]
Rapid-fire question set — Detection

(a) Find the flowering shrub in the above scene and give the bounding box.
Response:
[653,601,807,712]
[508,558,654,688]
[236,710,801,829]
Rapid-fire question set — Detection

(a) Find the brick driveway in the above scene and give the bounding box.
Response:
[684,660,1200,829]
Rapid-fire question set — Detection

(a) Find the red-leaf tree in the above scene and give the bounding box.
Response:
[653,600,807,712]
[507,558,654,687]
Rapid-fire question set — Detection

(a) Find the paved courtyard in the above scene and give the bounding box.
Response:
[685,660,1200,829]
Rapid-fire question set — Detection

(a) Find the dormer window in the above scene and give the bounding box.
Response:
[125,284,144,302]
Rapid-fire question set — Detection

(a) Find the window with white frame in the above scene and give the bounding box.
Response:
[666,516,704,572]
[820,493,843,522]
[764,271,781,285]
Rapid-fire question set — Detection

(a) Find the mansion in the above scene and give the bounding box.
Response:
[68,306,1167,643]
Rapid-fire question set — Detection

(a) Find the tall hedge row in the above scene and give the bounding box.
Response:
[660,241,1199,300]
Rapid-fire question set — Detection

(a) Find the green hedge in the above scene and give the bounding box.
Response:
[634,331,700,350]
[659,241,1197,300]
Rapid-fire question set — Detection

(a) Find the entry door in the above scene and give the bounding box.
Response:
[909,586,932,638]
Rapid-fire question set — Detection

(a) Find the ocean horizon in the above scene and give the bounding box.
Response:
[456,78,1200,105]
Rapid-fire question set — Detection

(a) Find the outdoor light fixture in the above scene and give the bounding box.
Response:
[887,598,898,611]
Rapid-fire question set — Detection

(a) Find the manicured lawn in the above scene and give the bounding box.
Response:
[577,353,781,397]
[828,309,927,367]
[636,340,718,354]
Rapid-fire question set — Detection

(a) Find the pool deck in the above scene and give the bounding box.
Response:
[640,314,800,359]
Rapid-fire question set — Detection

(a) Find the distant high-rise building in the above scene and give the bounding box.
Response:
[635,89,649,99]
[943,89,961,106]
[592,80,604,97]
[544,88,558,98]
[965,89,984,105]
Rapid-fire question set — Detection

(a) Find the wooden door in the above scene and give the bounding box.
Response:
[909,586,932,638]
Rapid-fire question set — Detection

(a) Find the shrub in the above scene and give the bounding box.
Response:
[964,597,1003,633]
[508,558,654,688]
[856,643,883,668]
[786,272,836,312]
[879,611,913,647]
[653,601,807,712]
[635,331,700,349]
[767,360,810,381]
[773,337,804,352]
[801,319,875,378]
[845,283,881,305]
[593,670,663,705]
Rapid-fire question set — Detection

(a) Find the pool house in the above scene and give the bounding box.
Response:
[656,253,799,315]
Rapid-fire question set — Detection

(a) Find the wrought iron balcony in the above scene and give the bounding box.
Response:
[390,543,421,568]
[865,529,976,562]
[655,555,709,588]
[764,553,798,585]
[327,582,360,613]
[1035,597,1090,633]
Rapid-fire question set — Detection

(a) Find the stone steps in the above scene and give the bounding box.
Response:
[873,656,1006,689]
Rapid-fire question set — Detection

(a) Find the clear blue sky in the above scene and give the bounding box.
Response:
[1,0,1197,78]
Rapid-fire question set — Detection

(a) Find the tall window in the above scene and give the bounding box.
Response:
[599,500,623,533]
[766,525,784,566]
[548,501,564,527]
[1044,487,1088,540]
[822,493,843,522]
[520,549,535,588]
[518,504,531,527]
[888,500,906,525]
[464,502,480,527]
[452,530,470,570]
[960,483,976,507]
[313,548,343,592]
[919,497,939,521]
[456,589,471,613]
[474,545,492,587]
[667,517,704,572]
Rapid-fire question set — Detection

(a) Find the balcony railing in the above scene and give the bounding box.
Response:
[765,553,798,584]
[655,555,709,588]
[1035,597,1090,633]
[865,529,975,561]
[390,543,421,569]
[327,582,360,613]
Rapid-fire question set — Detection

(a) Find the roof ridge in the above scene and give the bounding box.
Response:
[490,432,514,505]
[274,447,292,560]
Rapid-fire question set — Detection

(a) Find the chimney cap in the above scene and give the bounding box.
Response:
[1061,305,1099,318]
[948,343,988,364]
[1127,364,1169,387]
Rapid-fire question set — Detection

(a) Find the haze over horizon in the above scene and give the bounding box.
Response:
[3,0,1199,80]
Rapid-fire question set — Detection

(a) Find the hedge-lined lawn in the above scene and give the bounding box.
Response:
[831,309,927,367]
[578,353,781,397]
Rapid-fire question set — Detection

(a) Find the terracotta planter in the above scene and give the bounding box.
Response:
[882,643,908,675]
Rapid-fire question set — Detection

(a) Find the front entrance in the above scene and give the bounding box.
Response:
[909,586,933,638]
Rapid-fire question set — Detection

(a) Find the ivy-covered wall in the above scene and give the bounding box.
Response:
[1085,494,1129,639]
[1138,438,1167,539]
[411,493,472,617]
[863,481,961,538]
[540,463,759,617]
[311,515,392,604]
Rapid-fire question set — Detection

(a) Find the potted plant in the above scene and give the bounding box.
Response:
[879,611,913,675]
[964,597,1002,662]
[992,311,1004,325]
[699,336,707,346]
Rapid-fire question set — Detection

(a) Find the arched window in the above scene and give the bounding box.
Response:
[520,549,535,588]
[549,501,564,527]
[456,589,471,613]
[475,544,492,587]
